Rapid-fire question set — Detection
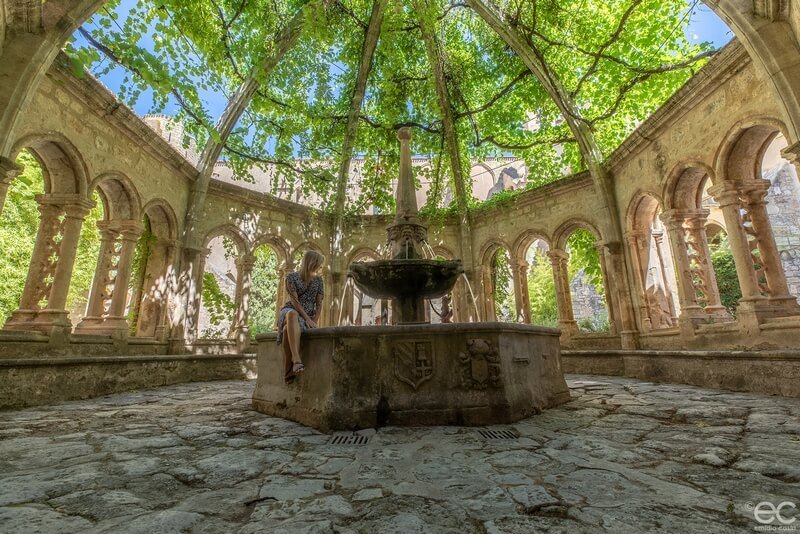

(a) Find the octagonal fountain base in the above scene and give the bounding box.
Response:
[252,323,570,432]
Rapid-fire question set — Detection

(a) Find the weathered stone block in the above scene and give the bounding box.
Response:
[252,323,569,432]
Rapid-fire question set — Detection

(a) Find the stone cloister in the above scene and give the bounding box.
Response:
[0,0,798,398]
[1,0,800,531]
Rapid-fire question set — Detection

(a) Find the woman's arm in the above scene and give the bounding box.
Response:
[313,292,323,322]
[286,275,314,324]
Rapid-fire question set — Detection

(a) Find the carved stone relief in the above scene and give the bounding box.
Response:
[393,340,433,390]
[458,338,501,390]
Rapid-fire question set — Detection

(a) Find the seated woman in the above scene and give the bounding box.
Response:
[277,250,325,384]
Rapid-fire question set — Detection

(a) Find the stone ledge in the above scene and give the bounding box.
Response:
[562,350,800,397]
[0,354,255,367]
[0,354,257,410]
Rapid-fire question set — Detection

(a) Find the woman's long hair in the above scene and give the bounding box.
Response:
[299,250,324,284]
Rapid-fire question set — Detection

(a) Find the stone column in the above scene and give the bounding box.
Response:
[5,201,64,327]
[231,253,256,347]
[77,222,120,328]
[5,195,92,337]
[274,267,287,330]
[596,244,620,336]
[137,238,178,340]
[154,240,179,341]
[172,246,210,347]
[651,230,678,323]
[548,249,578,335]
[741,181,800,315]
[684,210,730,320]
[480,263,496,321]
[191,248,210,342]
[106,222,144,333]
[707,184,763,301]
[36,195,94,341]
[76,220,143,337]
[511,261,531,323]
[627,232,652,331]
[661,209,706,331]
[0,156,21,217]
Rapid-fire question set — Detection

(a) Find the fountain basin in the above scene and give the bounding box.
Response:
[252,323,570,432]
[349,259,464,300]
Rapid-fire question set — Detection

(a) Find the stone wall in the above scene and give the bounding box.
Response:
[569,271,608,329]
[765,162,800,300]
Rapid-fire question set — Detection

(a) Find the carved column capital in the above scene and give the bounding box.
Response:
[236,253,257,273]
[739,179,771,206]
[683,209,711,229]
[706,182,742,208]
[0,156,21,183]
[780,141,800,164]
[113,220,146,242]
[547,249,569,265]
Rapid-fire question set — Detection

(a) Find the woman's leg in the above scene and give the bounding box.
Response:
[282,324,293,378]
[285,310,303,365]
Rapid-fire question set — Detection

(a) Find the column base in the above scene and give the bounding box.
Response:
[231,325,251,353]
[3,309,41,331]
[5,309,73,339]
[737,296,800,324]
[678,305,732,329]
[558,320,579,339]
[74,316,130,338]
[620,330,640,350]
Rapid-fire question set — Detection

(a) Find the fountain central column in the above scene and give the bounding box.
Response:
[348,127,464,324]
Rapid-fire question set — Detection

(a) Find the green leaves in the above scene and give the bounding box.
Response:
[67,0,716,214]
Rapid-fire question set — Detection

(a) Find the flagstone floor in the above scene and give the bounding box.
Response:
[1,375,798,533]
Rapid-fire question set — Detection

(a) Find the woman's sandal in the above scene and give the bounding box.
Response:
[292,362,305,375]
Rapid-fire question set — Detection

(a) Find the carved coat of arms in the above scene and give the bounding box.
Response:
[393,341,434,390]
[458,339,502,390]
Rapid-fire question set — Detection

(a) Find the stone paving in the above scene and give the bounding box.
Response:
[1,376,799,533]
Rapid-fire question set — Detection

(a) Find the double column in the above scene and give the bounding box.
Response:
[133,238,179,340]
[547,249,578,336]
[0,156,21,217]
[708,180,800,324]
[230,253,256,347]
[4,194,93,336]
[511,261,531,323]
[480,263,496,321]
[75,220,144,337]
[660,208,729,330]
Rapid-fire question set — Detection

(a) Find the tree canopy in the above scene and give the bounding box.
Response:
[68,0,717,214]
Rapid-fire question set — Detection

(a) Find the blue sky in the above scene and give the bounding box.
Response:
[77,2,734,120]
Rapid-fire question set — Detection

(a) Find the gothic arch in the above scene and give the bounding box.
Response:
[252,235,290,268]
[142,199,178,241]
[347,247,381,264]
[291,241,325,259]
[512,229,551,264]
[203,224,248,256]
[91,173,142,222]
[430,246,455,259]
[714,117,789,184]
[11,133,89,196]
[664,162,715,210]
[553,218,603,251]
[478,239,513,267]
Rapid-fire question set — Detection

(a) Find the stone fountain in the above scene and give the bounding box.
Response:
[349,128,463,324]
[252,129,569,432]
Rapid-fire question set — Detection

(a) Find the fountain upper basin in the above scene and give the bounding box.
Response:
[349,259,464,300]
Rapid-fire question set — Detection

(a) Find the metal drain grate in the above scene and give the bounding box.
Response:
[329,433,371,446]
[478,429,519,440]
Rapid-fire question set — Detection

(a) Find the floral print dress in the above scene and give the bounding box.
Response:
[276,271,324,345]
